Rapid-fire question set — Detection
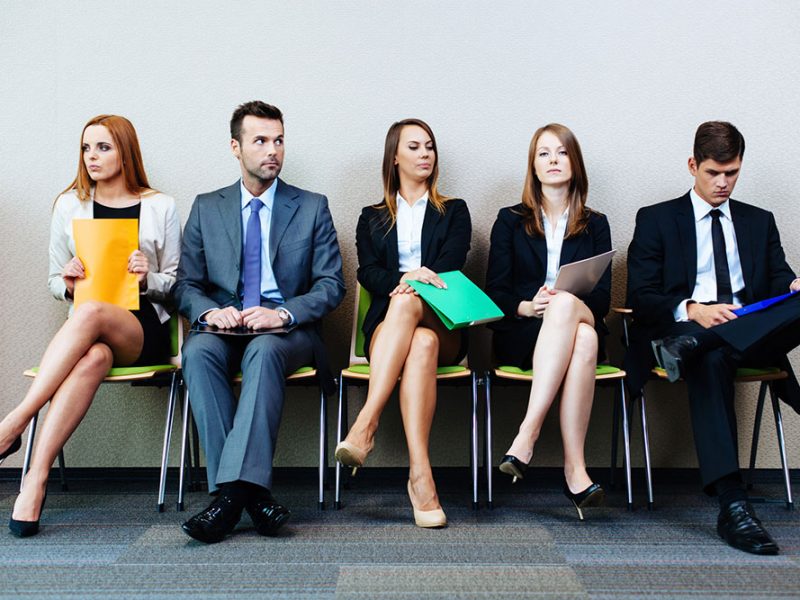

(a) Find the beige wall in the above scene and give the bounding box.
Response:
[1,1,799,472]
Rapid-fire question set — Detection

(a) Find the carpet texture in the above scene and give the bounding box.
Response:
[0,470,797,599]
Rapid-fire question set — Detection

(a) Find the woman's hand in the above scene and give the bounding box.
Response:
[62,257,85,297]
[128,250,149,290]
[401,267,447,288]
[517,285,559,318]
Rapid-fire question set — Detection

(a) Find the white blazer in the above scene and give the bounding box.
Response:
[48,190,182,323]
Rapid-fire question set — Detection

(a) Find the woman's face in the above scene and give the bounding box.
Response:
[394,125,435,185]
[533,130,571,187]
[82,125,122,183]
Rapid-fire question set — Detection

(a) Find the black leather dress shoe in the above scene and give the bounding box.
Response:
[651,335,700,382]
[246,492,291,536]
[717,500,779,555]
[181,495,243,544]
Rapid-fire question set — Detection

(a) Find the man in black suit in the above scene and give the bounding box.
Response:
[626,121,800,555]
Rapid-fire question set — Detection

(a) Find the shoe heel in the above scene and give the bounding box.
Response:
[351,466,358,477]
[568,498,585,521]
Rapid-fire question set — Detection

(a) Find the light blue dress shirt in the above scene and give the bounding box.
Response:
[239,180,284,304]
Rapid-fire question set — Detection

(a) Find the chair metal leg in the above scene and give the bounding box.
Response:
[54,449,68,493]
[485,372,493,509]
[639,391,654,510]
[746,383,768,491]
[334,377,346,509]
[177,383,191,512]
[610,389,620,490]
[769,384,794,510]
[318,385,327,510]
[619,380,633,511]
[470,372,479,510]
[157,372,178,513]
[20,414,38,492]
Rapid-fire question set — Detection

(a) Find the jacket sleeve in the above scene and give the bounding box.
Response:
[582,213,612,320]
[356,206,402,296]
[144,197,182,304]
[626,207,684,325]
[426,199,472,273]
[765,211,797,296]
[280,195,346,324]
[486,209,524,317]
[174,196,219,323]
[48,195,72,302]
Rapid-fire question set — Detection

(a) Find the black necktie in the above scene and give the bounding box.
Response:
[709,209,733,304]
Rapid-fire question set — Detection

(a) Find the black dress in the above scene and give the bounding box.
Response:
[93,201,171,366]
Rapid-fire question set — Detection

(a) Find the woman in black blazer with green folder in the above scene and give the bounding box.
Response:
[486,123,611,519]
[335,118,471,528]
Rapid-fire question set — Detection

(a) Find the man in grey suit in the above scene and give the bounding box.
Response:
[174,101,345,544]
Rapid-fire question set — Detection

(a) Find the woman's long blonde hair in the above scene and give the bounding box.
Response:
[378,118,451,227]
[60,114,154,201]
[519,123,589,238]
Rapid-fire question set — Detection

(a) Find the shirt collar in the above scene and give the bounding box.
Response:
[396,191,429,210]
[690,187,731,222]
[240,179,277,211]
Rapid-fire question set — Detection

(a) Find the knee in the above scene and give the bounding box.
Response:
[573,324,598,362]
[183,334,227,368]
[544,292,580,321]
[408,327,439,362]
[72,300,106,325]
[387,293,423,320]
[80,343,113,374]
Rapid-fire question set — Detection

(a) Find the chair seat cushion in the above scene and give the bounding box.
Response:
[345,364,467,376]
[497,364,621,377]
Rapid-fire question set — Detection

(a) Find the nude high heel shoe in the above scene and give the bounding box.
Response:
[407,481,447,528]
[334,440,371,476]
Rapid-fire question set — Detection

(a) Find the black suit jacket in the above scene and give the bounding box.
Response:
[625,192,798,403]
[356,198,471,352]
[486,205,612,365]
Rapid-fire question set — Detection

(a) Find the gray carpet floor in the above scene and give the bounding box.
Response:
[0,470,798,599]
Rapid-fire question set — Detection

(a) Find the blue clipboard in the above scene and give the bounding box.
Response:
[732,290,798,317]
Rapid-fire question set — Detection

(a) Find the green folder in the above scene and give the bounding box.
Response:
[408,270,504,330]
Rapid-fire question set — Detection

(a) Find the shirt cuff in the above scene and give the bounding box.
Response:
[673,299,693,322]
[282,308,297,326]
[197,308,218,325]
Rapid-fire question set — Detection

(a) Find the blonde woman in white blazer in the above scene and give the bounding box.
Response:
[0,115,181,538]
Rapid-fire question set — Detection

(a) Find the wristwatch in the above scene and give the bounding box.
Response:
[276,307,292,326]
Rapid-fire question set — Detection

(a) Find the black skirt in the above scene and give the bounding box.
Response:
[129,299,171,367]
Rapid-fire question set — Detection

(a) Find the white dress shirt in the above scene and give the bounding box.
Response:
[543,208,569,288]
[673,188,746,321]
[239,179,284,303]
[396,192,428,272]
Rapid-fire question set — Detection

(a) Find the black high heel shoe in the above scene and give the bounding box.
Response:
[563,481,605,521]
[9,492,47,538]
[499,455,529,483]
[0,435,22,466]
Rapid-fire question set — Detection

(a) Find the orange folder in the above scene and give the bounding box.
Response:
[73,219,140,310]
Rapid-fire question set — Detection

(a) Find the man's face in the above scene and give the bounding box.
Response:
[231,115,284,186]
[688,156,742,207]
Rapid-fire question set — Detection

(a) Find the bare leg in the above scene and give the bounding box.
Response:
[400,319,461,512]
[559,323,598,493]
[12,343,114,521]
[343,295,430,451]
[505,293,595,463]
[0,301,142,453]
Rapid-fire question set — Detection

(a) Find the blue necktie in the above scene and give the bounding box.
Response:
[243,198,263,308]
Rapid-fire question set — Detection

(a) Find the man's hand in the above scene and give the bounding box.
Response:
[241,306,283,330]
[687,302,740,328]
[791,278,800,293]
[206,306,244,329]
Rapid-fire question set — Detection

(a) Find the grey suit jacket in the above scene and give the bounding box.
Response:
[174,179,345,390]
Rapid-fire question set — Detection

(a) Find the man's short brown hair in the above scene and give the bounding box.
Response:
[230,101,283,142]
[693,121,745,164]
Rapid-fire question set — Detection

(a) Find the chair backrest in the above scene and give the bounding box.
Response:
[348,282,371,367]
[347,282,469,368]
[169,312,183,367]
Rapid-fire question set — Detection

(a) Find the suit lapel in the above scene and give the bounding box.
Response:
[559,230,582,267]
[730,199,754,302]
[269,179,300,261]
[675,193,697,289]
[215,182,242,260]
[523,230,547,272]
[386,220,399,269]
[420,202,441,265]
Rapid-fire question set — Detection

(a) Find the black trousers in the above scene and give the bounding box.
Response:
[661,294,800,493]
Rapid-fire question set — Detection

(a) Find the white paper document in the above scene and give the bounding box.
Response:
[553,250,616,295]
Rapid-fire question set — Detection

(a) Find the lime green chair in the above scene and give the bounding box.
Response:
[485,363,630,510]
[175,365,329,511]
[22,313,183,512]
[615,307,794,510]
[335,283,480,509]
